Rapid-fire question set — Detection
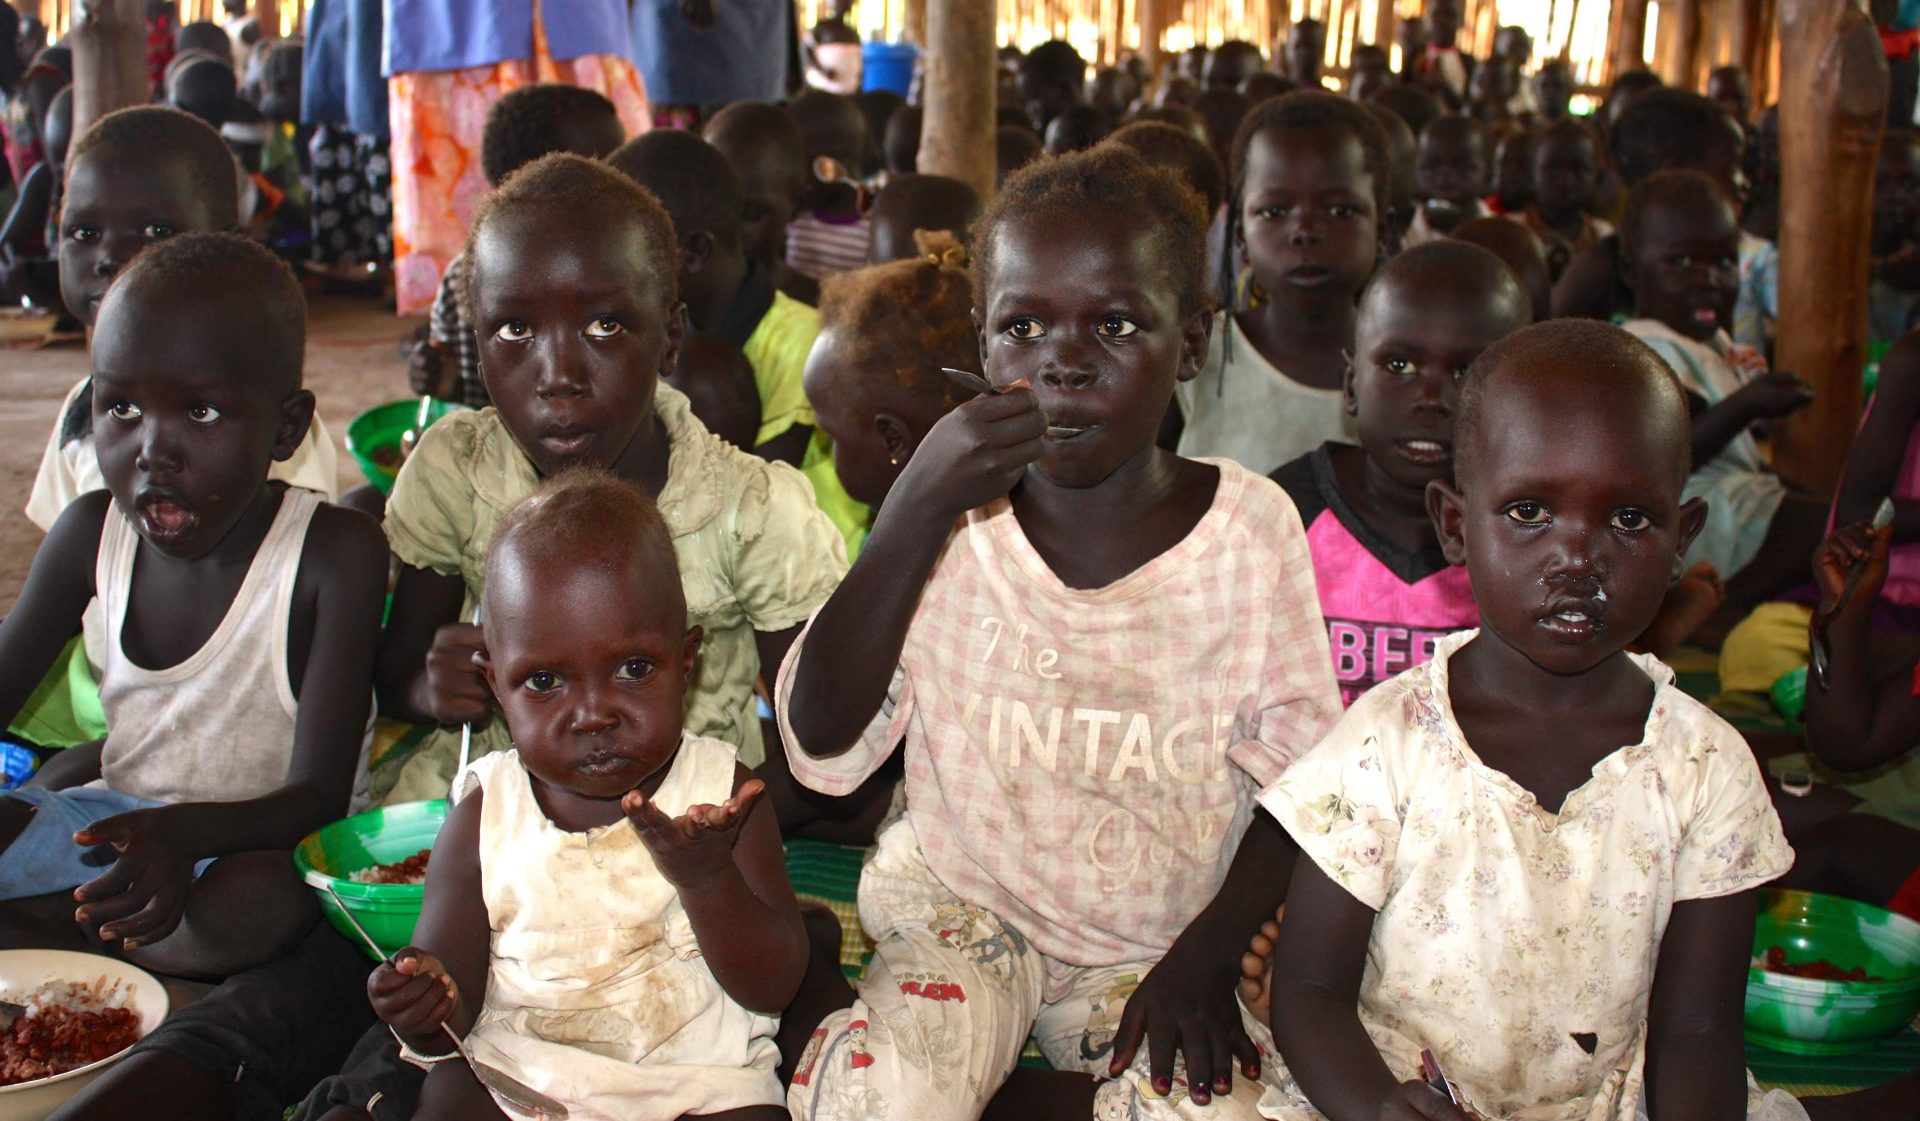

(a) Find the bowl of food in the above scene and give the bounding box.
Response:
[295,799,447,961]
[1744,888,1920,1055]
[0,307,58,345]
[344,399,464,496]
[0,950,169,1121]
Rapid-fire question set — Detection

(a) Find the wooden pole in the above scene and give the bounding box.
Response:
[1611,0,1650,79]
[1773,0,1886,493]
[1669,0,1704,89]
[1141,0,1165,75]
[904,0,927,47]
[69,0,149,138]
[921,0,996,202]
[1373,0,1396,47]
[255,0,279,37]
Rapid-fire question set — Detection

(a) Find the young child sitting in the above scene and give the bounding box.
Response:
[1177,91,1388,475]
[864,173,980,265]
[778,144,1342,1121]
[1403,114,1491,246]
[1521,117,1611,279]
[1869,129,1920,347]
[27,105,339,533]
[803,230,971,512]
[786,90,872,280]
[1833,326,1920,632]
[1619,170,1826,631]
[1257,318,1824,1121]
[0,232,387,979]
[703,100,820,306]
[374,152,847,809]
[369,470,803,1121]
[1270,240,1530,706]
[407,83,626,410]
[607,129,869,554]
[1784,519,1920,922]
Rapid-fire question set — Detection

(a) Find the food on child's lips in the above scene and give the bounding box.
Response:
[1754,945,1885,983]
[0,978,141,1086]
[349,848,432,885]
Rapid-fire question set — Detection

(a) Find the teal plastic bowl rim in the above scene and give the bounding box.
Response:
[293,799,446,902]
[1746,888,1920,998]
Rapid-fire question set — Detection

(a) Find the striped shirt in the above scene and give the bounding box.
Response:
[785,211,871,280]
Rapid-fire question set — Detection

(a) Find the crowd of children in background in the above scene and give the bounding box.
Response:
[10,1,1920,1118]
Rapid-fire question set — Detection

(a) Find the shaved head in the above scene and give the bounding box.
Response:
[1455,319,1691,490]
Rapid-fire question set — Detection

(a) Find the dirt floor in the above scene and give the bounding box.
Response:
[0,296,425,614]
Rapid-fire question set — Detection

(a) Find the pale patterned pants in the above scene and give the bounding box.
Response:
[785,814,1280,1121]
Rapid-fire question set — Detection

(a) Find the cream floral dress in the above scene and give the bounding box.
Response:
[1258,632,1803,1121]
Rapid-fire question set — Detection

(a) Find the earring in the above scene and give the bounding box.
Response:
[889,455,901,466]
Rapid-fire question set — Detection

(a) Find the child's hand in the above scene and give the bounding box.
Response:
[622,778,766,889]
[422,623,492,726]
[70,808,193,951]
[1107,934,1257,1106]
[1734,372,1815,420]
[1377,1080,1475,1121]
[368,948,459,1041]
[1814,520,1892,616]
[893,384,1047,524]
[406,337,453,399]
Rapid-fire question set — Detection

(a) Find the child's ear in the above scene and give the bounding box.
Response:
[661,302,688,376]
[1176,307,1214,382]
[1618,250,1638,294]
[873,412,914,461]
[1341,349,1359,415]
[1426,478,1469,566]
[1675,496,1709,561]
[680,231,714,276]
[273,389,315,463]
[680,625,704,685]
[473,643,496,694]
[973,305,990,372]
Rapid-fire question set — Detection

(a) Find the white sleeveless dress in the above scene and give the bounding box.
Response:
[456,737,784,1121]
[89,487,368,805]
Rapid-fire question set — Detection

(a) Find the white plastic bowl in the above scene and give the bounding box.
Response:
[0,950,170,1121]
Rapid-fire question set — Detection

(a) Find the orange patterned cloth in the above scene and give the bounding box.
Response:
[388,9,649,315]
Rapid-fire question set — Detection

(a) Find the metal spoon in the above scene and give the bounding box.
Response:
[1811,496,1896,692]
[939,367,1083,439]
[398,394,433,459]
[320,882,568,1119]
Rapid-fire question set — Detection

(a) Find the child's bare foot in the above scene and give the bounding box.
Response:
[1235,906,1284,1025]
[1637,562,1726,658]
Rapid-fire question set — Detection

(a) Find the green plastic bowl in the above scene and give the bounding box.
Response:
[1744,888,1920,1055]
[1770,666,1807,730]
[294,800,447,961]
[344,399,463,496]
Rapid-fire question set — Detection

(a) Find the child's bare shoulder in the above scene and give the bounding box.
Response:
[34,488,114,589]
[300,501,390,581]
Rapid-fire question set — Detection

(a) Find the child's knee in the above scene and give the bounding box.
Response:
[786,1007,1001,1121]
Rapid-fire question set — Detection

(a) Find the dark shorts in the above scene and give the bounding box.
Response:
[130,922,377,1121]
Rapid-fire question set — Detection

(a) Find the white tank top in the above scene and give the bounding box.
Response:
[457,738,783,1121]
[94,487,318,805]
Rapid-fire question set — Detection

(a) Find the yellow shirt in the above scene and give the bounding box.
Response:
[380,385,848,801]
[743,289,821,448]
[742,289,871,557]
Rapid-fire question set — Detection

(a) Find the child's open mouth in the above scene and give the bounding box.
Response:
[1396,438,1450,466]
[1692,307,1720,328]
[1285,264,1333,287]
[135,492,199,543]
[1044,424,1091,441]
[1539,602,1604,640]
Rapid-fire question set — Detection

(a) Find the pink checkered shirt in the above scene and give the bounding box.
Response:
[776,460,1341,966]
